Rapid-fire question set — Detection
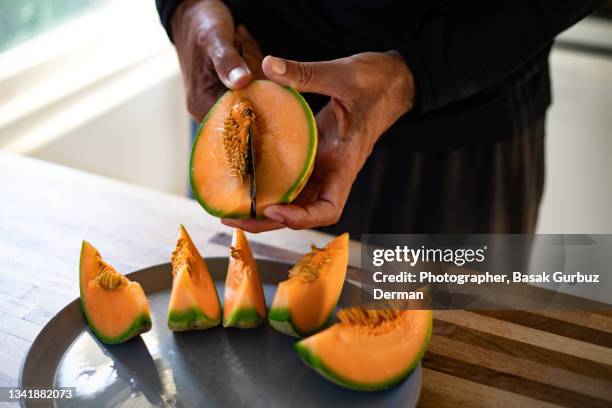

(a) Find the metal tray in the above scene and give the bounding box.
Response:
[20,258,421,407]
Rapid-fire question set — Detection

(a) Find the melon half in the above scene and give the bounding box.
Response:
[190,80,317,219]
[296,308,432,391]
[79,241,151,344]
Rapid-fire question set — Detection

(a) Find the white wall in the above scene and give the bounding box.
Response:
[28,73,191,195]
[0,0,192,196]
[537,29,612,233]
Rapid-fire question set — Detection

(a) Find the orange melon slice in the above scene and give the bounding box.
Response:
[79,241,151,344]
[268,233,349,337]
[223,229,267,328]
[167,225,221,331]
[190,80,317,219]
[295,308,432,391]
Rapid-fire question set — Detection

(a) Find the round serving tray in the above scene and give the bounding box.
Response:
[20,258,421,407]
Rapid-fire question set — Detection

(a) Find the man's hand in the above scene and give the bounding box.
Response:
[171,0,259,121]
[223,51,415,232]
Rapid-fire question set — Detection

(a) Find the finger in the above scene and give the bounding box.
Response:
[202,29,251,89]
[261,55,348,97]
[311,102,345,163]
[236,25,262,60]
[187,82,226,122]
[292,175,322,206]
[263,169,351,229]
[235,25,265,79]
[263,201,338,230]
[221,218,286,233]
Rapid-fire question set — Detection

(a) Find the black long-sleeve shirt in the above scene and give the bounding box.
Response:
[156,0,603,151]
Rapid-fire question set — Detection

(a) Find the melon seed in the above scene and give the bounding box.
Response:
[229,246,243,260]
[96,257,127,291]
[172,238,194,277]
[338,307,402,327]
[228,246,249,281]
[223,100,256,183]
[289,244,331,283]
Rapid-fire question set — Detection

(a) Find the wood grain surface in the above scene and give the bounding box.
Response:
[1,151,611,407]
[212,233,612,407]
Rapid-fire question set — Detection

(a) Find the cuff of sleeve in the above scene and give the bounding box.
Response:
[156,0,183,43]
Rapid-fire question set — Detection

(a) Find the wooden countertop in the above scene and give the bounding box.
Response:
[1,152,611,407]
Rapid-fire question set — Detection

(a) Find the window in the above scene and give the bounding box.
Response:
[0,0,110,53]
[0,0,177,154]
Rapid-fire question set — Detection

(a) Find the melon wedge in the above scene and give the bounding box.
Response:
[167,225,221,331]
[190,80,317,219]
[295,308,432,391]
[79,241,151,344]
[223,229,267,328]
[269,233,349,337]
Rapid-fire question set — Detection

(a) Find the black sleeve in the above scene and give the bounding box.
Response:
[400,0,605,114]
[155,0,183,42]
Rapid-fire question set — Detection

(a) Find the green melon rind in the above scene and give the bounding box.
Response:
[268,270,344,338]
[268,307,333,338]
[79,241,152,344]
[167,307,221,331]
[277,86,317,204]
[189,80,317,219]
[86,313,151,345]
[294,312,433,391]
[189,93,244,219]
[268,308,300,337]
[223,307,266,329]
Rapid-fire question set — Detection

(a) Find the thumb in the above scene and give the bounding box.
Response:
[262,55,347,97]
[204,32,252,89]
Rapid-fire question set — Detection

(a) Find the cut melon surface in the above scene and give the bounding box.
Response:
[190,80,317,219]
[269,233,349,337]
[79,241,151,344]
[223,228,266,329]
[223,229,267,328]
[167,225,221,331]
[295,308,432,391]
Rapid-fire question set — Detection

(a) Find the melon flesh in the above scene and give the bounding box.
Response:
[269,233,349,337]
[190,80,317,218]
[167,225,221,331]
[223,229,267,328]
[79,241,151,344]
[295,309,432,391]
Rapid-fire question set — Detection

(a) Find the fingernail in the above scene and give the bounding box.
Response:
[228,67,248,87]
[268,57,286,75]
[264,207,285,223]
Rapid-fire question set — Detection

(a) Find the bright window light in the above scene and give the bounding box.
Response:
[0,0,111,53]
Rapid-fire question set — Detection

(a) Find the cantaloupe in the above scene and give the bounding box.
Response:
[223,229,266,328]
[190,80,317,219]
[167,225,221,331]
[295,308,432,391]
[79,241,151,344]
[268,233,349,337]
